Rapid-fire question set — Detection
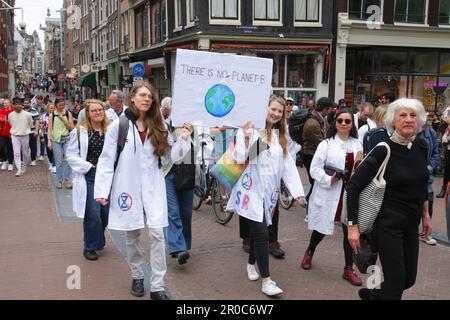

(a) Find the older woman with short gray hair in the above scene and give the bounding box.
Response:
[346,98,432,300]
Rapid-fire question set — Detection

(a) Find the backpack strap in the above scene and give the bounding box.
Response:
[115,115,129,170]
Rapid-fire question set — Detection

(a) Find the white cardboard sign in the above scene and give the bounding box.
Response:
[171,49,273,128]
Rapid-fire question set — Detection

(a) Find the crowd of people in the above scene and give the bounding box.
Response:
[1,84,448,301]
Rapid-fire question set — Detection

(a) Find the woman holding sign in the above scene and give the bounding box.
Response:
[94,83,193,300]
[226,95,304,297]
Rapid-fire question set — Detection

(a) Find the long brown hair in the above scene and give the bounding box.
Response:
[128,83,169,156]
[267,95,288,157]
[80,99,109,134]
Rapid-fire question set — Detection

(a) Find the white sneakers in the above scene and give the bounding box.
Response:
[38,155,44,161]
[15,167,25,177]
[51,166,56,173]
[262,279,283,296]
[421,236,437,245]
[1,161,8,170]
[8,164,13,171]
[247,264,259,281]
[30,160,36,166]
[246,264,283,296]
[48,164,53,171]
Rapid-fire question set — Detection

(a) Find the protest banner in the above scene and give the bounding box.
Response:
[172,49,273,128]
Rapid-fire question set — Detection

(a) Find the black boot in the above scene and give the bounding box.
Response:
[437,187,445,198]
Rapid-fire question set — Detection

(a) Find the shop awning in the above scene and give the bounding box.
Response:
[210,43,329,53]
[77,73,96,89]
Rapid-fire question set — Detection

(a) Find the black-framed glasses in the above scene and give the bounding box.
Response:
[336,118,352,125]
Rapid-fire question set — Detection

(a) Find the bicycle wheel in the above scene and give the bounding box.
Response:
[211,179,233,225]
[193,185,204,210]
[279,181,294,210]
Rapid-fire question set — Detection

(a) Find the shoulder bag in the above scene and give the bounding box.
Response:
[342,142,391,234]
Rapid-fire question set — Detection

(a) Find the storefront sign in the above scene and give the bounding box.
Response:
[424,82,448,88]
[172,49,273,128]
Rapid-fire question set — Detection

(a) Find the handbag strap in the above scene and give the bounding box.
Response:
[362,141,391,181]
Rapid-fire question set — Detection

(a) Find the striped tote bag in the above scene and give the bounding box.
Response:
[343,142,391,234]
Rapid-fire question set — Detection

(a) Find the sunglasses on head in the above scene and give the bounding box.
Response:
[336,118,352,125]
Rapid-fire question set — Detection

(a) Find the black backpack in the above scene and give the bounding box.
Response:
[362,127,389,155]
[288,109,311,145]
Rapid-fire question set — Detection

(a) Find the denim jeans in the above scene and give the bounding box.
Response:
[52,136,71,181]
[126,228,166,292]
[84,168,109,251]
[44,134,55,166]
[164,169,194,255]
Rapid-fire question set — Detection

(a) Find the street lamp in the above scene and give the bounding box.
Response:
[0,0,26,30]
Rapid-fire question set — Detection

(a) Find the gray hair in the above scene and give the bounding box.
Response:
[160,97,172,110]
[110,90,125,103]
[385,98,427,135]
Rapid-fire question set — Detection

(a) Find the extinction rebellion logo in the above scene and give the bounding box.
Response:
[118,192,133,211]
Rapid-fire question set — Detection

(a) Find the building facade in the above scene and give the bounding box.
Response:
[335,0,450,112]
[1,0,16,97]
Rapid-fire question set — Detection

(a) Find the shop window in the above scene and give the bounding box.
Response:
[409,51,438,73]
[437,77,450,112]
[439,0,450,25]
[348,0,381,20]
[441,53,450,75]
[409,75,436,111]
[287,54,316,88]
[295,0,321,22]
[288,91,316,109]
[260,53,285,88]
[211,0,239,19]
[254,0,281,20]
[394,0,426,24]
[374,50,408,73]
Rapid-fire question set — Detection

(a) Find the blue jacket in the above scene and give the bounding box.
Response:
[419,128,440,186]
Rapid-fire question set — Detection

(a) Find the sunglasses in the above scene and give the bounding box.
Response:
[336,118,352,125]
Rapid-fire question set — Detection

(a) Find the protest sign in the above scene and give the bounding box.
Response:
[172,49,273,128]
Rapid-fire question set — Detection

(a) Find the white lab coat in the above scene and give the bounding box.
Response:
[226,129,304,225]
[94,117,191,231]
[354,113,375,131]
[66,125,94,218]
[105,105,128,122]
[308,136,362,235]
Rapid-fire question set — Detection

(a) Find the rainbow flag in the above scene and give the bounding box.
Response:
[210,142,248,193]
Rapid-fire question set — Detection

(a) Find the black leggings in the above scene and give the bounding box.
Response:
[246,215,270,278]
[239,203,279,243]
[0,136,13,163]
[307,224,353,267]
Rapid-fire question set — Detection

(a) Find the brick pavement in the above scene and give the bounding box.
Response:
[1,160,449,300]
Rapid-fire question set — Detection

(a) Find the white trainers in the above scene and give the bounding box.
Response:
[261,279,283,296]
[422,236,437,245]
[48,164,53,171]
[30,160,36,166]
[15,168,23,177]
[1,162,8,170]
[38,155,44,161]
[51,166,56,173]
[8,164,13,171]
[21,165,27,174]
[247,264,260,281]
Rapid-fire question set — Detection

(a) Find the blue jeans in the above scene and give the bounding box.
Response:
[52,136,71,181]
[164,169,194,255]
[84,168,109,251]
[44,134,55,166]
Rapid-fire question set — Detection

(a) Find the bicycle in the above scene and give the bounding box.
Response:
[193,133,233,225]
